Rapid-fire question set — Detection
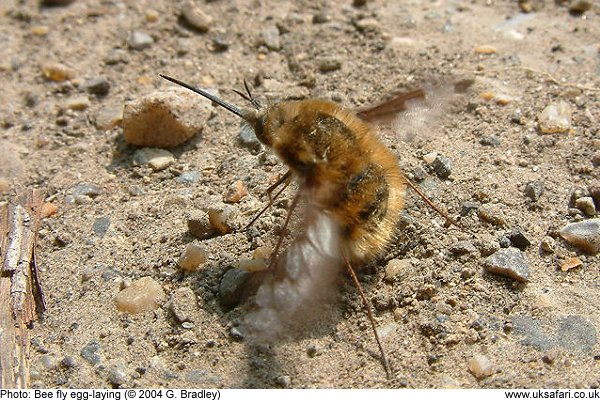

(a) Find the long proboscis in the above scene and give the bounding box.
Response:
[160,74,245,119]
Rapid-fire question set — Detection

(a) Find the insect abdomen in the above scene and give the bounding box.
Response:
[268,100,406,262]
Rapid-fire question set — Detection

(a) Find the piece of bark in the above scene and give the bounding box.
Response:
[0,189,46,389]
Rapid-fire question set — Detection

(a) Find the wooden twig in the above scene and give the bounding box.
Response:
[0,189,46,389]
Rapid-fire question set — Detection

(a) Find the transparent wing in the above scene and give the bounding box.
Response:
[243,204,344,342]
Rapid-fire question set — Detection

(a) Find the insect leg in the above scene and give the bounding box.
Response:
[400,171,460,228]
[343,253,392,380]
[267,189,301,269]
[243,170,292,230]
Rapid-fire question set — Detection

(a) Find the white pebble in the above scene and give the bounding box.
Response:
[468,354,495,378]
[115,276,165,314]
[538,101,571,134]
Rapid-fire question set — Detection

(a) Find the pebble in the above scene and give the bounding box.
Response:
[219,268,251,307]
[508,229,531,250]
[41,202,59,218]
[66,96,90,111]
[477,203,507,226]
[177,170,201,184]
[133,148,175,171]
[460,201,479,216]
[208,205,239,234]
[223,180,248,203]
[187,211,215,239]
[123,88,210,148]
[468,354,495,378]
[169,287,197,323]
[589,185,600,207]
[450,240,477,256]
[560,256,583,272]
[431,154,452,179]
[115,276,165,314]
[275,375,292,388]
[31,25,49,36]
[353,18,380,32]
[559,219,600,254]
[574,196,596,216]
[238,124,261,151]
[484,247,530,282]
[92,216,111,237]
[181,2,212,33]
[37,355,58,370]
[538,101,571,134]
[104,49,128,65]
[211,36,229,52]
[479,135,501,147]
[474,45,497,54]
[80,340,101,365]
[477,233,501,256]
[524,180,544,202]
[72,183,102,198]
[540,236,556,253]
[230,326,244,341]
[317,57,342,73]
[312,11,332,24]
[108,364,128,387]
[95,105,123,130]
[60,356,77,369]
[384,258,411,282]
[177,243,207,272]
[569,0,593,13]
[261,24,281,50]
[127,31,154,50]
[82,77,110,96]
[41,62,75,82]
[239,247,271,272]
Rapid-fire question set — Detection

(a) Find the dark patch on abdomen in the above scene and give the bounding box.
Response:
[332,163,390,233]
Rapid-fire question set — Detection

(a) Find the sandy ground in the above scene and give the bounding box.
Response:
[1,0,600,389]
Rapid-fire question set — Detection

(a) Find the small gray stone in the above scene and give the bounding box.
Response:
[38,355,58,370]
[219,268,251,307]
[177,170,202,184]
[169,287,197,323]
[127,31,154,50]
[72,183,102,198]
[92,216,111,237]
[108,364,128,387]
[238,124,261,152]
[230,326,244,341]
[479,135,501,147]
[261,24,281,50]
[450,240,477,256]
[484,247,530,282]
[60,356,77,369]
[133,148,175,171]
[524,181,544,202]
[560,219,600,254]
[432,155,452,179]
[82,77,110,96]
[275,374,291,388]
[80,340,101,365]
[461,201,479,216]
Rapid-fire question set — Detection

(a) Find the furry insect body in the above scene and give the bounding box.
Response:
[247,99,406,263]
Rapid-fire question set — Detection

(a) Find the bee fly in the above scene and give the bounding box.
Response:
[160,73,460,379]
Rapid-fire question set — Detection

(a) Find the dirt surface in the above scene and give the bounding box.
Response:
[1,0,600,389]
